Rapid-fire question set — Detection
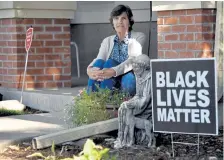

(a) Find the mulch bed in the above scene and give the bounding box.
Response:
[0,126,223,160]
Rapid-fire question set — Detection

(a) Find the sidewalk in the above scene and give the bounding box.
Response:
[0,112,67,152]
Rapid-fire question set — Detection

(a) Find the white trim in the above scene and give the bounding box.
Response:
[152,1,216,11]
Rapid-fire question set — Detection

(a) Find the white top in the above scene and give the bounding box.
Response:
[88,31,146,76]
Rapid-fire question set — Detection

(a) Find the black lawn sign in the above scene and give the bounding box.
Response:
[151,58,218,135]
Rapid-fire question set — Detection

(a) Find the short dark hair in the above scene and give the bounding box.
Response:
[109,5,134,31]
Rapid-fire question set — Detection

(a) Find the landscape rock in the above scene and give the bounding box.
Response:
[0,100,25,111]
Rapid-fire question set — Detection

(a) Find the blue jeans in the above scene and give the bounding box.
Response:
[87,59,136,96]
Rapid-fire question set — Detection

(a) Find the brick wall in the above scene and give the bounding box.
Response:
[0,18,71,89]
[157,9,216,59]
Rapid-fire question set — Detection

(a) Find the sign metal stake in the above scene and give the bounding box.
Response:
[20,27,33,104]
[171,133,200,157]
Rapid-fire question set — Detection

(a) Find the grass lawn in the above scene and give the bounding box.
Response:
[0,109,24,117]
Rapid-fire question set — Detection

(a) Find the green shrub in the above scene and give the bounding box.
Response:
[65,87,131,126]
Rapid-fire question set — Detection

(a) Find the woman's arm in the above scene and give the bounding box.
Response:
[87,37,109,79]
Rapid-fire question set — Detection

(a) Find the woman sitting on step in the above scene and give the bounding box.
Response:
[86,4,146,96]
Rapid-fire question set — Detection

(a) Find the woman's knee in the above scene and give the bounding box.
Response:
[103,59,120,68]
[92,59,105,69]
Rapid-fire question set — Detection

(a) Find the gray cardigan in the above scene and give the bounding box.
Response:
[88,31,146,76]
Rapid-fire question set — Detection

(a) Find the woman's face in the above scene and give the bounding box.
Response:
[113,12,130,33]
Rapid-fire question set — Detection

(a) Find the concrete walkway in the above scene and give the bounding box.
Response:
[0,112,67,152]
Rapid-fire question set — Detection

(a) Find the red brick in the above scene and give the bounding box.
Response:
[35,34,53,40]
[7,26,24,32]
[33,26,44,32]
[35,19,52,24]
[8,55,25,61]
[26,82,45,89]
[0,34,11,40]
[16,75,34,82]
[172,25,186,32]
[29,55,44,61]
[0,55,7,60]
[8,69,24,74]
[3,62,13,68]
[27,68,44,75]
[3,76,14,82]
[158,26,171,33]
[180,34,194,41]
[36,75,53,81]
[12,34,25,40]
[63,68,71,74]
[36,48,53,53]
[172,43,186,50]
[54,34,70,39]
[16,19,34,25]
[0,28,7,32]
[158,51,164,58]
[7,41,24,47]
[7,55,17,60]
[157,11,171,16]
[165,51,179,58]
[54,19,69,24]
[45,55,61,61]
[46,82,62,88]
[35,62,54,67]
[195,33,215,41]
[0,41,7,46]
[54,75,71,81]
[1,19,12,25]
[179,52,194,58]
[55,61,71,67]
[164,17,178,25]
[172,10,186,15]
[63,26,70,32]
[31,41,44,47]
[187,42,212,50]
[63,54,71,60]
[13,62,35,68]
[63,40,70,46]
[187,9,215,15]
[157,18,163,25]
[45,41,62,46]
[45,26,62,32]
[179,16,194,24]
[158,35,163,41]
[165,34,178,41]
[158,43,171,50]
[187,25,213,32]
[54,48,70,53]
[45,68,62,74]
[195,15,216,23]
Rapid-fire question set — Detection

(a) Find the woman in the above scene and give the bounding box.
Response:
[87,4,146,96]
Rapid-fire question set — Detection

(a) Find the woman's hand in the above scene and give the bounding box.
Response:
[97,68,116,81]
[87,67,101,80]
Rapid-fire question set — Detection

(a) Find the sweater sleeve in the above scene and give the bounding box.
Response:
[87,37,109,69]
[112,32,146,77]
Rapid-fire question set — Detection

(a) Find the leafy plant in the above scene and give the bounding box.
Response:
[73,139,115,160]
[65,87,131,126]
[27,139,116,160]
